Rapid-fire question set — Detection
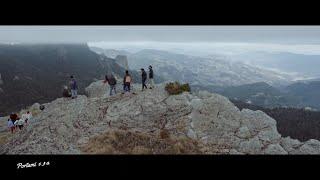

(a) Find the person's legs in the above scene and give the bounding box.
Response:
[151,78,154,88]
[144,82,147,89]
[110,85,116,96]
[71,89,75,98]
[109,85,113,96]
[142,80,147,90]
[128,83,131,92]
[123,84,126,92]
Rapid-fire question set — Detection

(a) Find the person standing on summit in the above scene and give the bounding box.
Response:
[141,68,148,91]
[148,65,154,89]
[123,70,132,93]
[70,75,78,99]
[104,73,117,96]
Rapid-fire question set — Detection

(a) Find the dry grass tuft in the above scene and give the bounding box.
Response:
[165,82,191,95]
[80,129,202,154]
[159,129,170,139]
[0,132,10,145]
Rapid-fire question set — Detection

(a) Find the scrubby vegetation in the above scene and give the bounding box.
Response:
[232,100,320,141]
[81,130,202,154]
[0,132,10,145]
[165,82,191,95]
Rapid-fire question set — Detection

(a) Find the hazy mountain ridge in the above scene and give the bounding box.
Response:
[91,48,296,87]
[193,81,320,110]
[234,51,320,78]
[0,44,140,116]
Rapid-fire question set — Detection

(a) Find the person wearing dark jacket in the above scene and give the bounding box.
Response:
[10,113,18,125]
[104,73,117,96]
[148,65,154,89]
[141,68,147,90]
[69,75,78,99]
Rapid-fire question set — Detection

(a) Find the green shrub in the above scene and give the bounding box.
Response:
[165,82,191,95]
[180,83,191,92]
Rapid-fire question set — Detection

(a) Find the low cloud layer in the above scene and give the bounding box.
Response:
[1,26,320,44]
[89,41,320,56]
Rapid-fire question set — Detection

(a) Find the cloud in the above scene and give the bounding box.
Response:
[89,41,320,56]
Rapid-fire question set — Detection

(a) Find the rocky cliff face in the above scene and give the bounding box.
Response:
[115,55,129,70]
[1,81,320,154]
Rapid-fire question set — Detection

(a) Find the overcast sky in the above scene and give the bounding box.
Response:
[2,26,320,56]
[1,26,320,44]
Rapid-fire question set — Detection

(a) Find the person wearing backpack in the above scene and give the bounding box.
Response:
[141,68,148,91]
[104,73,117,96]
[10,113,17,125]
[148,65,154,89]
[62,86,71,98]
[69,75,78,99]
[123,70,132,93]
[17,118,25,130]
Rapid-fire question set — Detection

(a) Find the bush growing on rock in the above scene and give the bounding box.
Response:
[165,82,191,95]
[80,130,202,154]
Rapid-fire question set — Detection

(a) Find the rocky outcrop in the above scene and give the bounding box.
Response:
[1,80,320,154]
[115,55,129,70]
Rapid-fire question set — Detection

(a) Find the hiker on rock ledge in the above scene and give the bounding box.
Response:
[62,86,72,98]
[69,75,78,99]
[104,73,117,96]
[123,70,132,93]
[7,118,15,133]
[141,68,148,91]
[148,65,154,89]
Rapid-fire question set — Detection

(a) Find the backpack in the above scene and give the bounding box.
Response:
[125,75,132,83]
[108,75,117,85]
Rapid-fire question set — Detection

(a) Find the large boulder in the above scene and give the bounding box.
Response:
[115,55,129,70]
[2,80,320,155]
[85,80,107,98]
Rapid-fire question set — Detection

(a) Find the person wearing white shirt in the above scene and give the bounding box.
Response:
[17,118,24,130]
[23,111,32,124]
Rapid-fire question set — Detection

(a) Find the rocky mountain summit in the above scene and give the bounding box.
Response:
[1,80,320,154]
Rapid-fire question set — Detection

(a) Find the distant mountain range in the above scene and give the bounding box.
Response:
[233,51,320,78]
[89,47,296,87]
[0,44,141,116]
[193,81,320,110]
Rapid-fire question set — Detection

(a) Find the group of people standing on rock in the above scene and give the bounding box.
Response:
[62,65,154,98]
[7,111,32,133]
[104,65,155,96]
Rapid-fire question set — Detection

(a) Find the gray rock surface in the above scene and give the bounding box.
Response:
[1,80,320,154]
